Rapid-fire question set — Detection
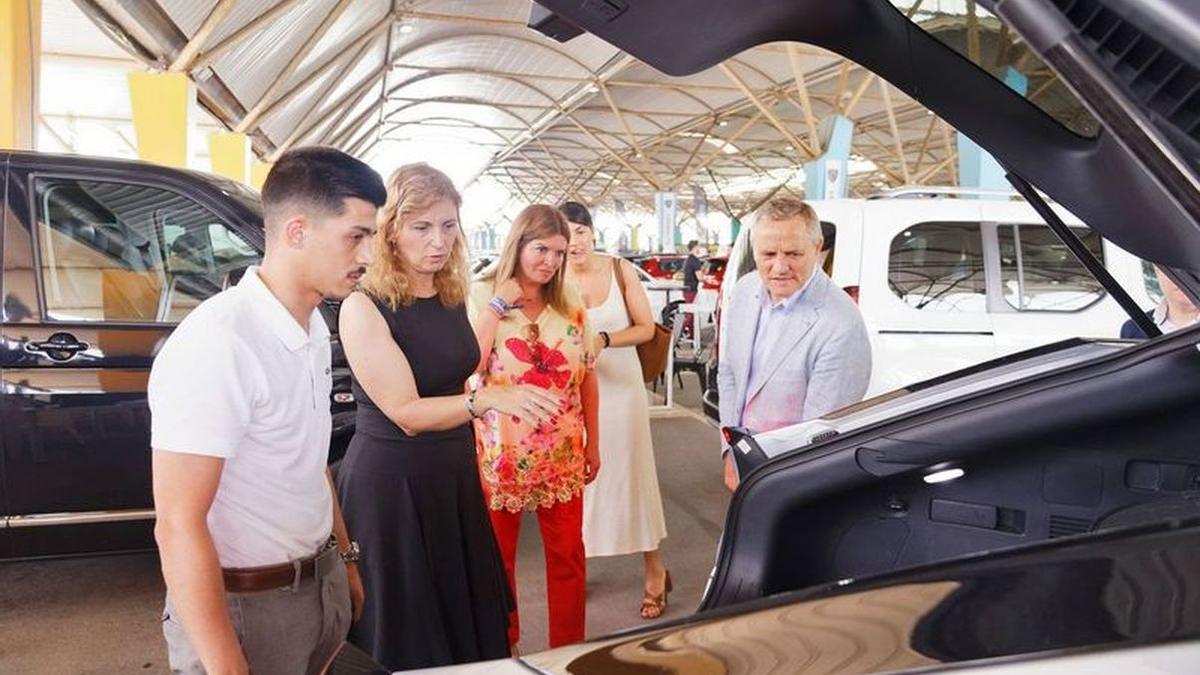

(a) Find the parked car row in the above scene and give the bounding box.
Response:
[0,151,357,559]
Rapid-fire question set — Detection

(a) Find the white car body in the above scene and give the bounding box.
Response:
[718,190,1156,397]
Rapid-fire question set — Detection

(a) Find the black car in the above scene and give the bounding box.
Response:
[357,0,1200,671]
[0,152,355,559]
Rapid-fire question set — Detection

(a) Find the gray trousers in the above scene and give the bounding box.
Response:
[162,545,351,675]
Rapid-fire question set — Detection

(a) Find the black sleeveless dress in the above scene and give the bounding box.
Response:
[335,294,512,671]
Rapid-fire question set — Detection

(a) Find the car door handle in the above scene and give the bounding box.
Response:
[23,332,90,362]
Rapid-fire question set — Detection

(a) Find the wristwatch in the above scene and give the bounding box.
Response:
[339,541,361,564]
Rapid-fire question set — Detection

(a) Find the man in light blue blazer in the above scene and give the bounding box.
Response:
[718,197,871,490]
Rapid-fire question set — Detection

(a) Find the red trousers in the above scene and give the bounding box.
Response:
[488,495,586,648]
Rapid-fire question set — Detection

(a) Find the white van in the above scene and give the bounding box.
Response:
[716,187,1157,397]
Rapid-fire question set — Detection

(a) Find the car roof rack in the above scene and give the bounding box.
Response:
[867,185,1023,200]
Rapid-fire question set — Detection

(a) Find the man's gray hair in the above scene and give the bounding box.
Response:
[753,196,822,246]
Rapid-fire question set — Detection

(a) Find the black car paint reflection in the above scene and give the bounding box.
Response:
[516,518,1200,674]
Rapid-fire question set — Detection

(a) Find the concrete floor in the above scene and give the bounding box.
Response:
[0,407,726,673]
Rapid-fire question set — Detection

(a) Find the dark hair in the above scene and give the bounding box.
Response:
[559,201,593,229]
[261,146,386,233]
[687,239,700,250]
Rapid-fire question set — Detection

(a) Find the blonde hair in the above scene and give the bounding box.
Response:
[755,196,822,246]
[481,204,574,316]
[361,163,469,308]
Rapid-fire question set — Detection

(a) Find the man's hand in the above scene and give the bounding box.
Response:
[346,562,365,622]
[723,453,738,492]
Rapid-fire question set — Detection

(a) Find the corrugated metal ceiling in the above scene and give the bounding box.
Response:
[64,0,962,211]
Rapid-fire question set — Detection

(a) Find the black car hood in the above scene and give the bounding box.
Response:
[532,0,1200,292]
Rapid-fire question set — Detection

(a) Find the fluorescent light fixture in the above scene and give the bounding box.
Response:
[923,467,965,484]
[703,137,740,154]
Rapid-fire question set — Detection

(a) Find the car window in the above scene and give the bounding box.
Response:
[888,222,987,312]
[34,177,257,323]
[887,0,1101,138]
[998,224,1106,311]
[1142,259,1163,304]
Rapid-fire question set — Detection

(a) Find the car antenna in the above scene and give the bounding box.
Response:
[1005,170,1160,338]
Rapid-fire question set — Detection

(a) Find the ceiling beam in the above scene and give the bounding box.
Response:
[272,38,383,156]
[719,62,815,158]
[236,0,359,133]
[878,79,912,183]
[169,0,237,72]
[272,65,387,159]
[251,17,391,128]
[786,43,823,156]
[192,0,306,71]
[488,53,636,168]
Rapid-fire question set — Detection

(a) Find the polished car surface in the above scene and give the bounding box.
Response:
[0,151,354,559]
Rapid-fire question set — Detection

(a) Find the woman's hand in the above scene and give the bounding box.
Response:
[477,384,561,425]
[584,437,601,484]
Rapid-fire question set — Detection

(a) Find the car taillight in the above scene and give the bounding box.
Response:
[843,285,860,304]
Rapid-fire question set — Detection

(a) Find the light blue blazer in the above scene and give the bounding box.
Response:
[717,270,871,441]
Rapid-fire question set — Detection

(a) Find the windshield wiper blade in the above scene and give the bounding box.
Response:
[1005,171,1161,338]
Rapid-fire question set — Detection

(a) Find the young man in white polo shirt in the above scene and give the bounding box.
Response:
[149,147,386,675]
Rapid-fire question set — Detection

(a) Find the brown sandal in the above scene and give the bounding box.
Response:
[640,571,673,620]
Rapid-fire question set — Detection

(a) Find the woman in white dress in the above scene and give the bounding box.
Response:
[560,201,671,619]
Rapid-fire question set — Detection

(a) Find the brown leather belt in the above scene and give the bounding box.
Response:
[221,537,338,593]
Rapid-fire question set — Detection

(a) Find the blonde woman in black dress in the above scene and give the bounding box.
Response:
[335,163,560,670]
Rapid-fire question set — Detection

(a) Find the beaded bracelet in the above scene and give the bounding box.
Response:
[488,296,512,318]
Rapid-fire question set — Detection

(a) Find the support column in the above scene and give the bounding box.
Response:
[1,0,41,150]
[250,159,273,192]
[804,115,854,200]
[208,131,252,184]
[128,71,194,168]
[957,68,1027,197]
[654,191,678,253]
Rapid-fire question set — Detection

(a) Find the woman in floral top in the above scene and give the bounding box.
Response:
[470,204,599,649]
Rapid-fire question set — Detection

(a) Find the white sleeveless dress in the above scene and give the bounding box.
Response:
[582,265,668,556]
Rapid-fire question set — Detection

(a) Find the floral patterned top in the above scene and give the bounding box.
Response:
[469,281,595,512]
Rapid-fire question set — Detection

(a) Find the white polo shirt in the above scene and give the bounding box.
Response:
[148,267,333,568]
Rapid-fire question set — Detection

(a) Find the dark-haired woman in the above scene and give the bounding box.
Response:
[561,201,671,620]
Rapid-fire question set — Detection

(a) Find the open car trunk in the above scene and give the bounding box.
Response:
[705,327,1200,607]
[534,0,1200,292]
[533,0,1200,610]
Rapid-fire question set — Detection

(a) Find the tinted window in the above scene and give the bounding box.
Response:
[998,224,1105,311]
[1142,259,1163,304]
[34,178,258,323]
[888,222,986,312]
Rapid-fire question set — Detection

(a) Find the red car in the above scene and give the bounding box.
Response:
[634,254,687,280]
[700,256,727,290]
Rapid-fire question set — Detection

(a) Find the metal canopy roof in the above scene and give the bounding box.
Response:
[68,0,1073,224]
